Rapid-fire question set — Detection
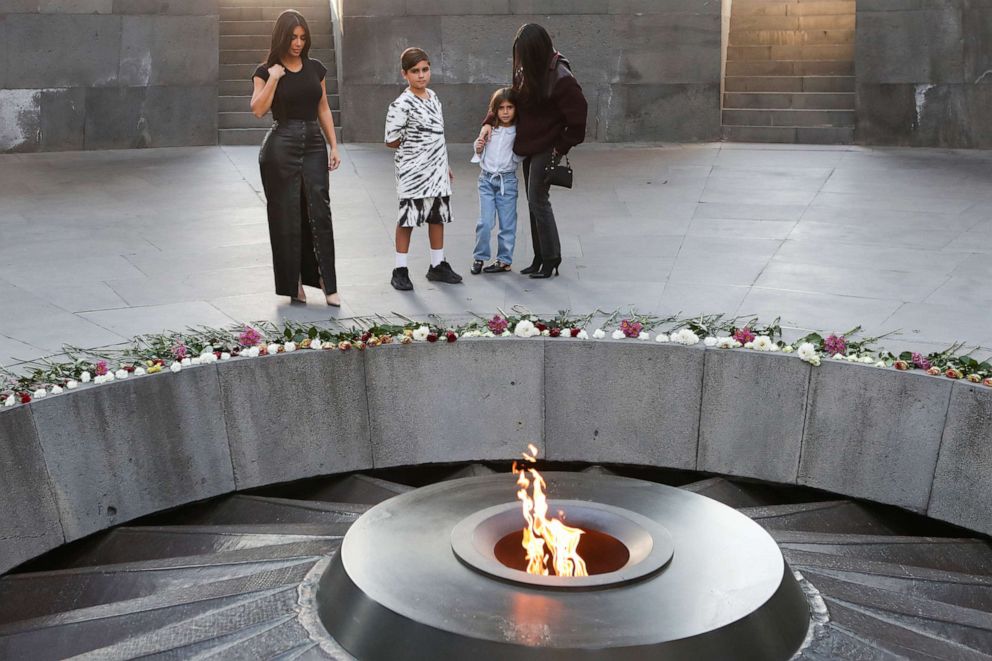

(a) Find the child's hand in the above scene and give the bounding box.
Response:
[448,168,454,182]
[474,137,485,154]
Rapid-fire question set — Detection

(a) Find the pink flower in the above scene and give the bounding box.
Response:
[983,377,992,388]
[620,319,643,338]
[733,327,756,345]
[487,316,508,334]
[94,360,109,377]
[824,334,847,356]
[238,326,263,347]
[911,352,931,370]
[945,368,963,380]
[171,344,188,360]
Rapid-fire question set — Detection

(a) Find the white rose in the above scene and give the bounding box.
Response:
[717,337,741,349]
[134,367,146,376]
[514,320,535,338]
[413,326,430,342]
[33,388,47,398]
[66,380,79,389]
[811,356,821,366]
[704,336,717,347]
[3,395,14,407]
[753,336,773,351]
[541,329,550,337]
[611,329,625,340]
[267,343,280,354]
[80,371,91,383]
[50,385,64,394]
[782,345,794,353]
[115,369,128,379]
[221,351,232,360]
[105,371,115,382]
[577,330,589,340]
[655,333,669,343]
[170,361,182,373]
[593,328,606,339]
[284,341,297,352]
[247,347,260,358]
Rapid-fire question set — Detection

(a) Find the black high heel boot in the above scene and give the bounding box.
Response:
[528,258,561,279]
[520,257,543,275]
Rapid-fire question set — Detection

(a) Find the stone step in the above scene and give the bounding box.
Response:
[220,94,340,112]
[729,28,854,46]
[725,75,855,93]
[218,0,328,6]
[221,64,340,88]
[679,477,788,509]
[438,463,498,480]
[220,47,335,65]
[731,13,856,31]
[218,127,343,146]
[143,494,366,526]
[720,108,855,128]
[726,59,854,76]
[220,19,331,36]
[220,6,332,20]
[165,616,315,659]
[219,110,341,129]
[738,501,903,534]
[721,124,855,144]
[733,0,856,17]
[723,91,855,109]
[727,43,854,60]
[264,474,414,506]
[221,33,333,50]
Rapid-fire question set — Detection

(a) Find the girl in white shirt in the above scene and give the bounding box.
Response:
[470,88,523,274]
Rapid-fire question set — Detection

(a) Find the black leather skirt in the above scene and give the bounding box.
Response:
[259,119,336,296]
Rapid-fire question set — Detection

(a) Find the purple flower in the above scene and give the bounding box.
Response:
[94,360,109,377]
[824,334,847,356]
[620,319,643,338]
[238,325,263,347]
[911,352,931,370]
[171,344,188,360]
[487,315,508,335]
[733,327,756,345]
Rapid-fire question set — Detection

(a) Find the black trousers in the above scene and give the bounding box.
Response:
[259,119,337,296]
[521,150,561,263]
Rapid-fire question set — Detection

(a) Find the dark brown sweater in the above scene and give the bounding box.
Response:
[485,53,588,157]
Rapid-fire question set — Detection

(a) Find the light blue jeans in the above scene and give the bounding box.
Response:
[473,170,518,264]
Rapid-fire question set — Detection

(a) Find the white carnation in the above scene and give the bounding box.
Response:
[134,367,146,376]
[221,351,232,360]
[413,326,430,342]
[541,329,551,337]
[672,329,700,345]
[93,375,105,385]
[284,341,297,352]
[115,369,128,379]
[267,343,280,354]
[638,331,650,340]
[593,328,606,339]
[611,329,625,340]
[50,385,64,395]
[3,395,14,407]
[577,330,589,340]
[80,371,91,383]
[752,335,774,351]
[66,380,79,389]
[832,353,845,360]
[861,356,874,364]
[875,361,886,368]
[782,345,794,353]
[704,336,718,347]
[33,388,47,399]
[170,361,182,373]
[181,357,192,366]
[654,333,669,343]
[247,346,260,358]
[105,371,115,382]
[716,337,741,349]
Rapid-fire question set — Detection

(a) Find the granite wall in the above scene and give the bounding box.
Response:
[855,0,992,148]
[0,0,218,153]
[338,0,724,143]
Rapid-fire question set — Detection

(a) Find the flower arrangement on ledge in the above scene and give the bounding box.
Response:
[2,309,990,408]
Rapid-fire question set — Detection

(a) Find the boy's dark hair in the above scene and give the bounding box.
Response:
[400,47,430,72]
[487,87,517,118]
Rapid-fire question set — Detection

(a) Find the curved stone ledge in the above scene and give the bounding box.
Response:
[1,339,989,574]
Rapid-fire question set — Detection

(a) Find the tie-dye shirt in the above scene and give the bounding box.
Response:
[384,88,451,200]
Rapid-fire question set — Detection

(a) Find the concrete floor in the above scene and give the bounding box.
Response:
[1,141,990,368]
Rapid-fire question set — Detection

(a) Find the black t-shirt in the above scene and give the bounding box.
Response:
[253,58,327,121]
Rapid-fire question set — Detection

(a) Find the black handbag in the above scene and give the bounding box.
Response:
[545,154,573,189]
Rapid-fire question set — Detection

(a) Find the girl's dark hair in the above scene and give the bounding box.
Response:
[488,87,517,117]
[265,10,311,67]
[512,23,554,102]
[400,47,430,72]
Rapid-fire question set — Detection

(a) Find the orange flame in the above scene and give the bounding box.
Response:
[513,444,588,577]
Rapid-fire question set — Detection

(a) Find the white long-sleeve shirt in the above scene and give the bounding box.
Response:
[471,125,523,174]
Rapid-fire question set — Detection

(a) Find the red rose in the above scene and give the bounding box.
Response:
[535,323,547,332]
[446,331,457,343]
[549,327,561,337]
[361,332,372,342]
[153,358,165,366]
[570,328,580,337]
[893,360,910,371]
[124,364,136,373]
[19,393,31,404]
[427,333,438,343]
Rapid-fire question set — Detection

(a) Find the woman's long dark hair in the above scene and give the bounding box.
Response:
[265,10,311,67]
[512,23,554,103]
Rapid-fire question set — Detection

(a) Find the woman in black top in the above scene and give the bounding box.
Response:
[251,10,341,306]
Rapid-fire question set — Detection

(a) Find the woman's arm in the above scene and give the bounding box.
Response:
[551,77,588,156]
[317,80,340,170]
[250,64,285,118]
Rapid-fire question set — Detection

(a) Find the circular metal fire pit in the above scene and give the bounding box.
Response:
[316,472,809,660]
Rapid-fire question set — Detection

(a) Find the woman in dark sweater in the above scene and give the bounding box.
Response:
[476,23,587,279]
[251,10,341,306]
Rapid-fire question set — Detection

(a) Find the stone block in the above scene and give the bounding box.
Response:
[856,10,964,83]
[113,0,217,15]
[7,14,121,88]
[216,351,372,489]
[341,16,441,84]
[0,17,7,90]
[121,15,218,86]
[608,0,721,14]
[857,83,992,149]
[365,340,544,467]
[30,368,236,540]
[604,83,721,141]
[430,83,505,142]
[143,85,217,147]
[39,0,114,13]
[509,0,603,13]
[0,89,41,153]
[39,87,86,151]
[84,86,148,149]
[928,383,992,536]
[341,0,406,17]
[613,13,722,84]
[340,83,408,142]
[964,7,992,83]
[408,0,508,14]
[545,341,703,468]
[0,407,64,574]
[798,363,951,512]
[698,350,809,484]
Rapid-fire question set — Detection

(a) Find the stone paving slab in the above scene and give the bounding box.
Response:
[1,142,990,369]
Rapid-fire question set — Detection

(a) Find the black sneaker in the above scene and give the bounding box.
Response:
[391,267,414,291]
[427,260,463,284]
[470,260,484,275]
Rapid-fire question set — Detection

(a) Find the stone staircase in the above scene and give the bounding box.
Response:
[722,0,856,144]
[217,0,341,146]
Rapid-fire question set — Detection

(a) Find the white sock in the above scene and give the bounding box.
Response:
[430,249,444,267]
[395,252,408,268]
